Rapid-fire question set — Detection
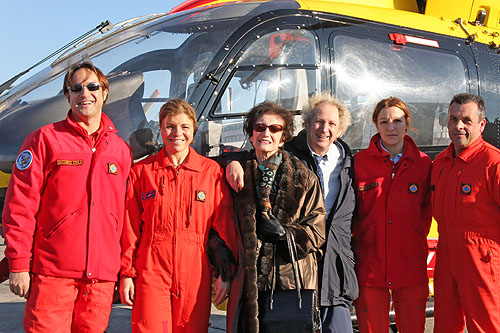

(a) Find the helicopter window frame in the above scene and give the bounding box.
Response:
[191,23,321,157]
[207,26,321,119]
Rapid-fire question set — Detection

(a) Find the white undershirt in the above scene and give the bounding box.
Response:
[308,141,344,216]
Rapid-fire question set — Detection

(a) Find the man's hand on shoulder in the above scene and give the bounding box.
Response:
[226,161,245,192]
[9,271,31,299]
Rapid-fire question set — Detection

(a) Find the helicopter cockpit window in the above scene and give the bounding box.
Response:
[331,34,467,151]
[198,29,318,156]
[237,29,317,66]
[215,29,318,115]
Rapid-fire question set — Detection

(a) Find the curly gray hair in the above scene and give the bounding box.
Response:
[302,92,352,138]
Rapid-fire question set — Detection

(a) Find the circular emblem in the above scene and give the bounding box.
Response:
[196,190,207,202]
[16,150,33,170]
[408,183,419,194]
[461,183,472,195]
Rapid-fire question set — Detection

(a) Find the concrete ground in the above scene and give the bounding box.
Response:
[1,243,437,332]
[0,243,226,332]
[0,285,226,333]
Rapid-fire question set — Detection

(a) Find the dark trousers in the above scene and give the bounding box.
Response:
[320,305,353,333]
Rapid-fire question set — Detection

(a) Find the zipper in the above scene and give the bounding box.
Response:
[160,175,165,195]
[172,166,179,298]
[455,166,463,222]
[45,209,79,239]
[157,175,165,237]
[187,176,193,227]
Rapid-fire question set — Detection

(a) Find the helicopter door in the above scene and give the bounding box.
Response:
[193,27,321,157]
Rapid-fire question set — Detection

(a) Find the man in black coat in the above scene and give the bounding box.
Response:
[223,92,358,332]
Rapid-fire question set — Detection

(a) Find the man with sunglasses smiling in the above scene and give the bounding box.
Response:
[3,62,132,331]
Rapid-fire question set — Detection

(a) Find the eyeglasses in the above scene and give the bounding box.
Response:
[253,123,284,133]
[68,83,101,93]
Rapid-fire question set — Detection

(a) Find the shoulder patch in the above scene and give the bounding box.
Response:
[16,150,33,171]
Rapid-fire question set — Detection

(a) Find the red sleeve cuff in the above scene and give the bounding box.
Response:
[120,268,137,278]
[8,257,31,272]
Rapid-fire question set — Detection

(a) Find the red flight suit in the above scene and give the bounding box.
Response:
[353,134,431,332]
[121,147,238,333]
[431,137,500,332]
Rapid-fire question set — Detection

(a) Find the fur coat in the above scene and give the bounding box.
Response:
[226,150,326,332]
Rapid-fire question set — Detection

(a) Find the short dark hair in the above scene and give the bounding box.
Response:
[63,62,109,103]
[243,101,294,143]
[449,93,486,121]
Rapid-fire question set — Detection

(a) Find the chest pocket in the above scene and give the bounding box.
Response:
[354,180,381,225]
[187,187,213,234]
[140,188,161,225]
[403,180,425,207]
[456,169,480,219]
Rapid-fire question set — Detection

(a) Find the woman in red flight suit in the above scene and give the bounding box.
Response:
[119,99,238,332]
[353,97,432,332]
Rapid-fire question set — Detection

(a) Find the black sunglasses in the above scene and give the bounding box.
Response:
[253,123,284,133]
[68,83,101,93]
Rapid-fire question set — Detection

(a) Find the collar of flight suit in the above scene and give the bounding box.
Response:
[152,145,204,172]
[443,136,485,164]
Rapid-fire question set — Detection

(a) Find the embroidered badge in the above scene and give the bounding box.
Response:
[196,190,206,202]
[460,183,472,195]
[15,150,33,170]
[57,159,83,166]
[108,163,118,175]
[141,190,156,201]
[356,182,379,192]
[408,183,419,194]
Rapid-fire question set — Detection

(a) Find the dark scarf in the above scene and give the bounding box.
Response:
[254,152,282,218]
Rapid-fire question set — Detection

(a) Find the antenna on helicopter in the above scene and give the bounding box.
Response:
[0,20,114,96]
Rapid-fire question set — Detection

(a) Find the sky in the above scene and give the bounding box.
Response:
[0,0,185,85]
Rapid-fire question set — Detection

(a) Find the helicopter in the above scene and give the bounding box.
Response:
[0,0,499,328]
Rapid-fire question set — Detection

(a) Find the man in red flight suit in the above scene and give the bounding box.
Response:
[431,93,500,332]
[3,62,132,332]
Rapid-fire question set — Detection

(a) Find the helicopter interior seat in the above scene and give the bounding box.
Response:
[103,71,146,142]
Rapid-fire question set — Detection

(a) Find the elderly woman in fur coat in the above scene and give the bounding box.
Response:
[224,101,326,332]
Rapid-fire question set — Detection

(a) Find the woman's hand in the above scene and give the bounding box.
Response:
[225,161,245,192]
[213,276,230,306]
[120,277,135,306]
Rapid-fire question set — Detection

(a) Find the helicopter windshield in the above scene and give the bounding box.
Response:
[0,1,298,164]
